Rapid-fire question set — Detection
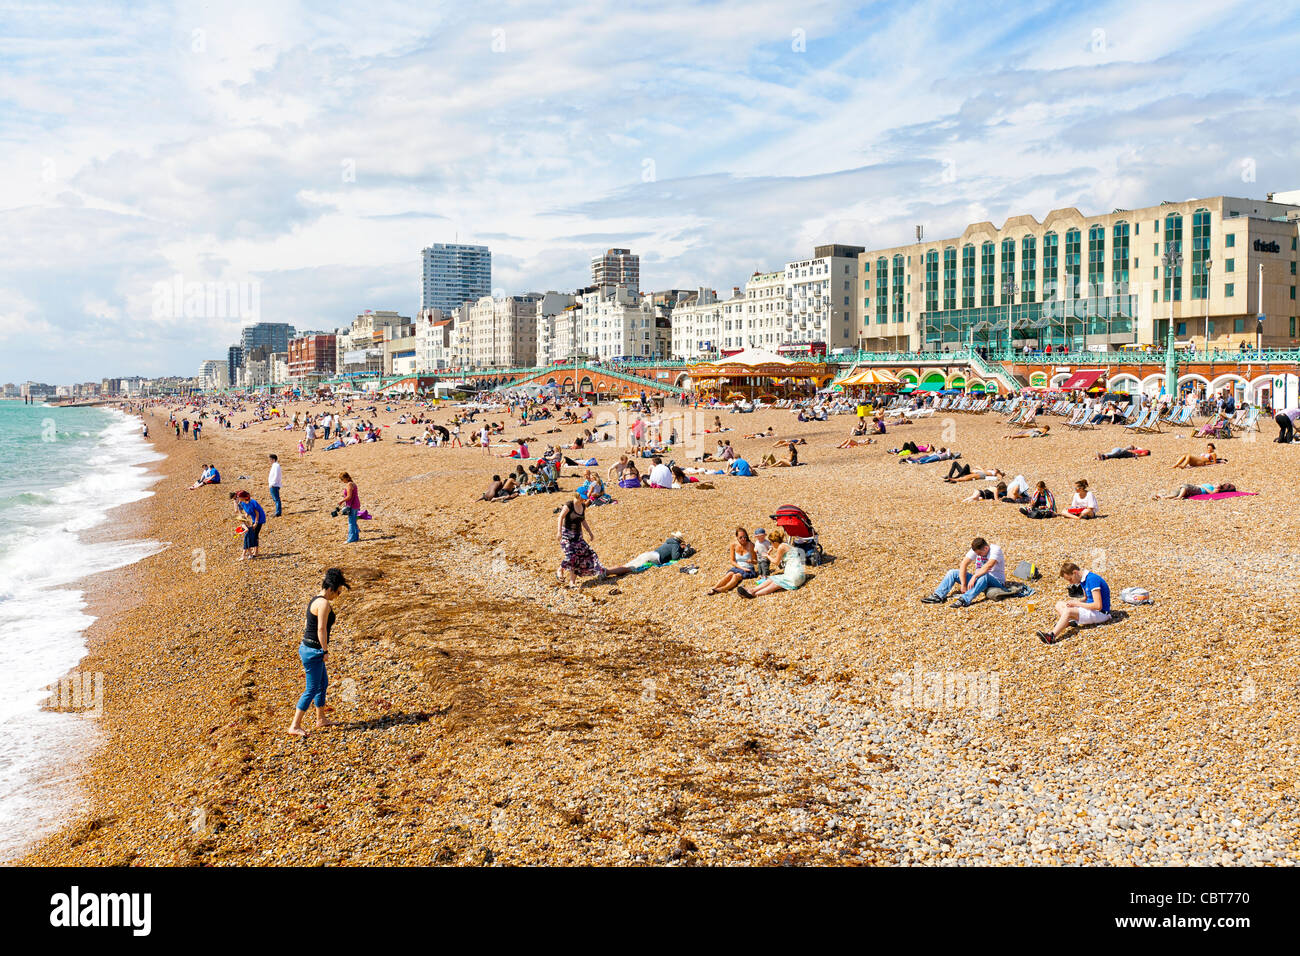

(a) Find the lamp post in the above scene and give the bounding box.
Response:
[1162,245,1182,400]
[1001,278,1020,360]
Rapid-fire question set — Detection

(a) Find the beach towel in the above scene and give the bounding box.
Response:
[1187,492,1257,500]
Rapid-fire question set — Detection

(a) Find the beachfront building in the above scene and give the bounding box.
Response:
[381,325,418,375]
[669,288,724,360]
[239,322,295,355]
[422,242,491,313]
[591,248,640,293]
[531,292,579,365]
[784,244,864,351]
[741,270,788,350]
[239,347,271,388]
[857,193,1300,353]
[226,345,243,387]
[414,308,456,370]
[270,352,290,386]
[199,359,229,389]
[464,294,541,368]
[287,333,337,382]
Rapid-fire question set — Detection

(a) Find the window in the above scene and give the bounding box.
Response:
[876,258,888,322]
[1208,320,1215,337]
[1042,232,1059,300]
[1064,228,1081,299]
[1176,322,1186,336]
[1291,261,1296,275]
[1000,238,1016,304]
[892,255,905,320]
[961,244,976,309]
[1163,213,1183,302]
[1225,234,1235,248]
[1021,235,1036,302]
[1225,258,1234,273]
[1292,318,1297,338]
[943,247,957,310]
[1191,209,1210,300]
[1225,283,1235,298]
[1112,222,1130,295]
[1234,318,1245,333]
[980,242,995,307]
[1087,225,1105,297]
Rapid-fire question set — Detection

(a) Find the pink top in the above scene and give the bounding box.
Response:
[344,483,360,509]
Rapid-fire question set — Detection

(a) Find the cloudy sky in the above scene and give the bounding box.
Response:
[2,0,1298,383]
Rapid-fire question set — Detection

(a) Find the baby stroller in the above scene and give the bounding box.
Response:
[769,504,824,566]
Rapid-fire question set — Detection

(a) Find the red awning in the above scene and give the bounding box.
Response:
[1061,369,1106,391]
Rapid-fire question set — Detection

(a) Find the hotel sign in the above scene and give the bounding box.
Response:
[1253,239,1281,253]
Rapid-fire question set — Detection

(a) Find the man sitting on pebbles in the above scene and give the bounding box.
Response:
[921,537,1006,607]
[1036,561,1111,644]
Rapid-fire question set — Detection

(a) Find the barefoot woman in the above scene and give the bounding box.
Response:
[288,568,350,737]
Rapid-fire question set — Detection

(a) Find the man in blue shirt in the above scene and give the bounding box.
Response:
[1038,561,1111,644]
[235,490,266,560]
[727,457,753,476]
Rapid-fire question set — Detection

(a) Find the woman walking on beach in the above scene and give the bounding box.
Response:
[288,568,350,737]
[338,472,361,543]
[556,492,603,587]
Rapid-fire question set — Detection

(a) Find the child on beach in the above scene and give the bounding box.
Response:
[288,568,350,736]
[233,490,265,559]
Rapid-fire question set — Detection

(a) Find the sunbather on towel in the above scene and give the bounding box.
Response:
[901,448,956,465]
[603,532,691,578]
[1152,481,1236,500]
[944,464,1004,483]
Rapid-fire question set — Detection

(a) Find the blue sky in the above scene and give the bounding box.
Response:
[2,0,1299,382]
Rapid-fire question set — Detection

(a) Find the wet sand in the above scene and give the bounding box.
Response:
[18,399,1300,865]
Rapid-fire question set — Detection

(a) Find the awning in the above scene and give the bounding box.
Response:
[1061,369,1106,391]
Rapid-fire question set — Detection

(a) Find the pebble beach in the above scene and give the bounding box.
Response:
[19,399,1300,866]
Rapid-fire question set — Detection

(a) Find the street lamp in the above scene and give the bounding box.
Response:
[1162,245,1182,399]
[1001,278,1020,359]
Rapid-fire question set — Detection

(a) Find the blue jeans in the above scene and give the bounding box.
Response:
[933,569,1005,605]
[269,485,282,517]
[346,508,359,542]
[297,645,327,710]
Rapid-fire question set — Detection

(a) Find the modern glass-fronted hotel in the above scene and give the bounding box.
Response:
[857,194,1299,353]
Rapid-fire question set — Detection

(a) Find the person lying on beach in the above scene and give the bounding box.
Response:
[1019,481,1057,518]
[1003,474,1030,502]
[1151,481,1237,500]
[836,437,876,448]
[743,427,776,439]
[1096,446,1149,460]
[944,464,1004,483]
[1036,562,1110,644]
[604,531,693,578]
[962,482,1011,503]
[889,442,932,456]
[773,437,806,446]
[706,528,759,594]
[900,448,956,464]
[737,530,807,598]
[920,536,1006,606]
[1005,424,1050,438]
[1173,443,1225,469]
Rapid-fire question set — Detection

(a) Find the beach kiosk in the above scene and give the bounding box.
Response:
[688,348,835,402]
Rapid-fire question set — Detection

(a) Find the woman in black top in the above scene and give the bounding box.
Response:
[288,568,349,737]
[556,494,603,587]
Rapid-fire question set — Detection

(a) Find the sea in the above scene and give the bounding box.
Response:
[0,402,165,861]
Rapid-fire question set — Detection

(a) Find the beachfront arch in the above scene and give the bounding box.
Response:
[1249,375,1273,403]
[1108,373,1139,393]
[1209,374,1249,398]
[948,374,966,389]
[921,371,946,387]
[1140,373,1166,396]
[1050,372,1071,388]
[1178,373,1211,390]
[579,376,594,394]
[897,370,919,385]
[674,372,693,389]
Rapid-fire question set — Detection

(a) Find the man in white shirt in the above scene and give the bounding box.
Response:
[921,537,1007,607]
[647,456,673,489]
[268,454,283,517]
